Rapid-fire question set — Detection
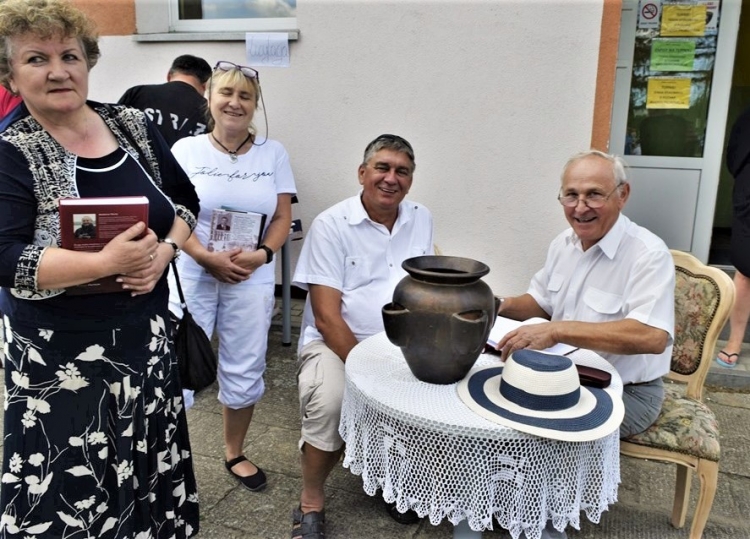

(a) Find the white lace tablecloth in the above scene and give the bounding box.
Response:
[339,332,622,539]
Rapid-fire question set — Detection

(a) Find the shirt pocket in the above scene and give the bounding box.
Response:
[343,256,373,291]
[583,287,623,315]
[547,272,565,293]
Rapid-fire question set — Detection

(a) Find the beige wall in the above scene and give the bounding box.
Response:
[86,0,615,294]
[71,0,135,35]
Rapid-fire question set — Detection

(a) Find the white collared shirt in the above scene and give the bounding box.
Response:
[293,194,434,353]
[527,213,675,384]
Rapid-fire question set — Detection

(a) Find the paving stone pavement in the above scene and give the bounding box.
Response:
[185,299,750,538]
[2,298,749,538]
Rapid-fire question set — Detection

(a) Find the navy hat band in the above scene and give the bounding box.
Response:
[500,380,580,411]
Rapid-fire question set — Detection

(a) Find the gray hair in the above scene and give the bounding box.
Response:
[561,149,628,189]
[362,134,416,172]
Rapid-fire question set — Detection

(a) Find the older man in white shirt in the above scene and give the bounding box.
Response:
[497,149,675,438]
[496,150,674,539]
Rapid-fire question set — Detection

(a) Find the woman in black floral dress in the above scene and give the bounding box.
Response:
[0,1,200,537]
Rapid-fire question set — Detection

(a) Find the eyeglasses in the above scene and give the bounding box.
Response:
[214,61,259,81]
[557,182,623,209]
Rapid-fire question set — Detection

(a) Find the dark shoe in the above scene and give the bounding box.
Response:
[383,499,421,525]
[225,455,267,492]
[291,506,325,538]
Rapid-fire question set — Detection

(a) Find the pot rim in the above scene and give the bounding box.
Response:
[402,255,490,284]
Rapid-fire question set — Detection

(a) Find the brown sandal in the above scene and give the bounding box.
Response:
[291,507,325,539]
[383,499,421,525]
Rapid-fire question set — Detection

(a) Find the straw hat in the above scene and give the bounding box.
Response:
[457,349,624,442]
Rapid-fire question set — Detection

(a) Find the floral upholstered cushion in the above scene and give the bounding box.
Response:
[671,268,719,376]
[623,385,720,462]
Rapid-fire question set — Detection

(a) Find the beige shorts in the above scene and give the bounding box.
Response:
[297,340,346,452]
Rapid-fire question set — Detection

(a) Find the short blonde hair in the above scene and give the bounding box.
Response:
[0,0,100,91]
[206,67,261,132]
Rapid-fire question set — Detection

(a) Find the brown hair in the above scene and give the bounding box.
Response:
[0,0,100,91]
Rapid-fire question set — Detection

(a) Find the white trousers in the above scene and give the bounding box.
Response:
[169,272,275,409]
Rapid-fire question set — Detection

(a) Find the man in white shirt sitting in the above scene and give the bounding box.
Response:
[290,134,434,539]
[496,149,675,440]
[496,150,674,539]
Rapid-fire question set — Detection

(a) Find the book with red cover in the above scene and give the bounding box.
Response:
[58,196,149,295]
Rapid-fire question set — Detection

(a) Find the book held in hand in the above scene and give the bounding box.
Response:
[208,207,267,253]
[59,196,149,295]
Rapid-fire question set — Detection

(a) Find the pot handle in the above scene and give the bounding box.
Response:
[450,310,488,355]
[382,303,410,347]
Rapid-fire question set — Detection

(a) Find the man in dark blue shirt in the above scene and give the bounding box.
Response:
[119,54,211,147]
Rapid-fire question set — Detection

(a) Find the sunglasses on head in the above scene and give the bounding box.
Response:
[214,61,259,81]
[364,134,415,157]
[371,134,413,151]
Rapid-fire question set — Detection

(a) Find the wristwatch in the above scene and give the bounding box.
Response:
[495,296,505,315]
[258,244,273,264]
[161,237,180,260]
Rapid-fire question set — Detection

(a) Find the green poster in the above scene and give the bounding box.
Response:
[650,39,696,72]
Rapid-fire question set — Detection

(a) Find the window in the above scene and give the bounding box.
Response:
[170,0,297,32]
[133,0,298,39]
[623,1,721,158]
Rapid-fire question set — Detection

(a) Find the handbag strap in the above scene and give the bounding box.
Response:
[170,259,190,313]
[103,104,191,316]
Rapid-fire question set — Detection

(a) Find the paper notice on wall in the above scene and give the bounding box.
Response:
[638,0,662,29]
[660,3,707,36]
[246,32,290,67]
[701,0,719,31]
[646,77,691,109]
[650,39,696,71]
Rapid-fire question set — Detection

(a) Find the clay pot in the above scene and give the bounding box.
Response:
[382,256,498,384]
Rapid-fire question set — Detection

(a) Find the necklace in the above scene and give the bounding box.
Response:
[210,132,253,163]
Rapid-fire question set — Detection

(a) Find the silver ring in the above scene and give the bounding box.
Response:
[149,253,155,261]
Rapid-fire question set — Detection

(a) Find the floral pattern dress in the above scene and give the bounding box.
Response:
[1,309,199,538]
[0,103,200,538]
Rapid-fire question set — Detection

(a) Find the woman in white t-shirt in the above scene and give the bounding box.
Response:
[170,61,297,492]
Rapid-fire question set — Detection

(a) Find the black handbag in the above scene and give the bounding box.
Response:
[171,260,218,392]
[104,104,217,392]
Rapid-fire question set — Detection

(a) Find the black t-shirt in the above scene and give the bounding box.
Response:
[7,148,179,330]
[118,81,207,147]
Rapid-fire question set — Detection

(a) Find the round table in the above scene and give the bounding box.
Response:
[339,332,622,539]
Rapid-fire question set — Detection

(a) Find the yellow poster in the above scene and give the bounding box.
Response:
[646,78,691,109]
[661,4,707,36]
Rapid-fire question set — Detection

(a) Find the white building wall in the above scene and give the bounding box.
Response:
[90,0,604,295]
